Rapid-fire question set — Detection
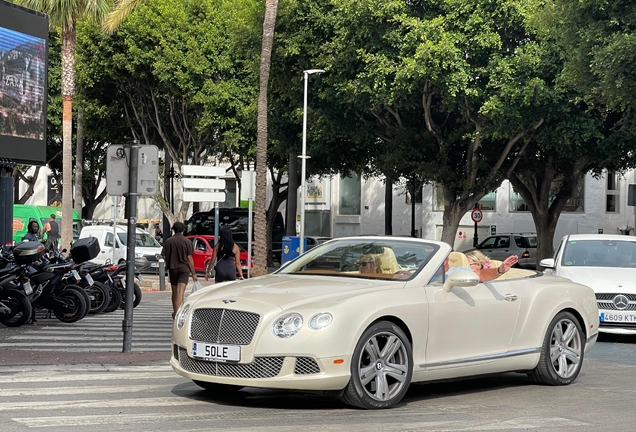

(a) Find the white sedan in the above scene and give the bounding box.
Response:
[541,233,636,335]
[172,236,598,409]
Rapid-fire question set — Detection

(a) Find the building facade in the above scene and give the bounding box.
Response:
[19,166,636,251]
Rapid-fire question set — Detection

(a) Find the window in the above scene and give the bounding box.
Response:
[405,188,423,204]
[433,184,496,211]
[338,173,361,215]
[220,179,237,208]
[479,237,497,248]
[606,170,619,213]
[105,232,114,247]
[510,178,585,213]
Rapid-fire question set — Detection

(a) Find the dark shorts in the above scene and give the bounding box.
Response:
[169,266,190,285]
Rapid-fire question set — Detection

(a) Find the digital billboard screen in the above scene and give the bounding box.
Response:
[0,1,48,165]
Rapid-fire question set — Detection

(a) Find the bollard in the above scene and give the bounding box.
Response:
[158,258,166,291]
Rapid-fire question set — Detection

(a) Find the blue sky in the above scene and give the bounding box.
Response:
[0,26,44,52]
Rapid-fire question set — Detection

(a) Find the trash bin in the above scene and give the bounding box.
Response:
[281,236,308,264]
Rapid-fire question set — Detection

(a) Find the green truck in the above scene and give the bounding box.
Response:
[12,205,83,244]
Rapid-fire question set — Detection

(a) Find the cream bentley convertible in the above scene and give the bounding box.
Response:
[171,237,599,409]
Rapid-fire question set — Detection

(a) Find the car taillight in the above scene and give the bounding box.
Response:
[521,251,530,258]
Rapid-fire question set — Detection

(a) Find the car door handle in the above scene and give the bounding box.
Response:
[503,294,518,302]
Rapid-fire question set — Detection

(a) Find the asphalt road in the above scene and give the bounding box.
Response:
[1,294,636,431]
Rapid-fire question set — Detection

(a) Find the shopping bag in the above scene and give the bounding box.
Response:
[191,281,203,293]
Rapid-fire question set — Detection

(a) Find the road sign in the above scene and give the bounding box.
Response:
[471,208,483,223]
[181,164,226,203]
[106,145,159,196]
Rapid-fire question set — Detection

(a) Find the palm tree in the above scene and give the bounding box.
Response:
[16,0,112,250]
[103,0,144,33]
[252,0,279,276]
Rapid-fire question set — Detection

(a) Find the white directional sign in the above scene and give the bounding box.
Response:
[181,178,226,190]
[181,164,226,203]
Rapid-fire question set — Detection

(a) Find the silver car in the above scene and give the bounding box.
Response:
[465,233,537,268]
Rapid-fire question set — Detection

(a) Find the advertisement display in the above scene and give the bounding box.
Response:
[0,1,48,165]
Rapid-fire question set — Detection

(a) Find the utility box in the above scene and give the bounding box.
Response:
[281,236,307,264]
[106,144,159,196]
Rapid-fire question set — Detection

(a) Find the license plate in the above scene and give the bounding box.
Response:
[192,342,240,363]
[23,282,33,295]
[71,270,81,282]
[150,263,159,267]
[85,274,94,286]
[600,312,636,323]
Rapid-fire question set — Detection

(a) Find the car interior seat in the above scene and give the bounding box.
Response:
[448,251,470,269]
[377,247,400,274]
[488,259,503,269]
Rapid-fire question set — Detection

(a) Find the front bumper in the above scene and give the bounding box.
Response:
[171,344,351,391]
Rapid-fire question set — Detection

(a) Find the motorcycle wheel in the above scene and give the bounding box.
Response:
[103,282,123,313]
[53,289,88,323]
[120,283,142,309]
[0,290,32,327]
[63,285,91,319]
[86,281,110,314]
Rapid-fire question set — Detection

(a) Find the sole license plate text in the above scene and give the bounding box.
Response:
[192,342,240,363]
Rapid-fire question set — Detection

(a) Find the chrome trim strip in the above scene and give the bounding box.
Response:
[420,347,541,369]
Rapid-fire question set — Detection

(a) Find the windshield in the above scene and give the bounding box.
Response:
[277,238,439,280]
[117,232,161,247]
[562,239,636,268]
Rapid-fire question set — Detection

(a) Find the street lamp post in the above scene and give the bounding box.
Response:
[299,69,325,254]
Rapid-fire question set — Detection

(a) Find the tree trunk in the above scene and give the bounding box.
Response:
[439,185,482,246]
[410,183,416,237]
[60,27,76,251]
[384,176,392,235]
[74,108,84,216]
[253,0,279,276]
[534,215,556,266]
[286,151,298,236]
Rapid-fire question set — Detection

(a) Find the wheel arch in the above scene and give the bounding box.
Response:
[368,315,413,346]
[560,307,587,340]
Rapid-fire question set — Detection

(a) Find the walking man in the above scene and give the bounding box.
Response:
[161,221,198,318]
[43,214,60,251]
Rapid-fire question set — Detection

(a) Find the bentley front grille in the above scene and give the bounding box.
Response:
[179,347,283,378]
[596,293,636,311]
[294,357,321,375]
[190,308,260,345]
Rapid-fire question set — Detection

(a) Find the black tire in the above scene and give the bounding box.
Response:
[53,289,88,323]
[339,321,413,409]
[193,380,243,393]
[63,285,91,319]
[86,281,110,314]
[0,290,32,327]
[103,282,122,313]
[529,311,585,385]
[120,283,142,309]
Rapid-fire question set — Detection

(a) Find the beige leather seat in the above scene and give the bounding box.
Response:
[377,247,400,274]
[448,251,470,269]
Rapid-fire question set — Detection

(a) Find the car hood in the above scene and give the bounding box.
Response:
[136,246,162,256]
[558,266,636,293]
[189,274,406,313]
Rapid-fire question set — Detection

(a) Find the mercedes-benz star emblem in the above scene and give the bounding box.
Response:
[613,294,630,310]
[222,299,236,304]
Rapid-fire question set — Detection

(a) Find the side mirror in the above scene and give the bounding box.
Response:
[540,258,556,269]
[443,270,480,293]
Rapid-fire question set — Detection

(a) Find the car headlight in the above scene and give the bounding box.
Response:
[177,304,190,329]
[309,312,333,330]
[272,313,303,338]
[135,253,144,259]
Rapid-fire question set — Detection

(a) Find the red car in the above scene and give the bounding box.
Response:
[186,235,252,278]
